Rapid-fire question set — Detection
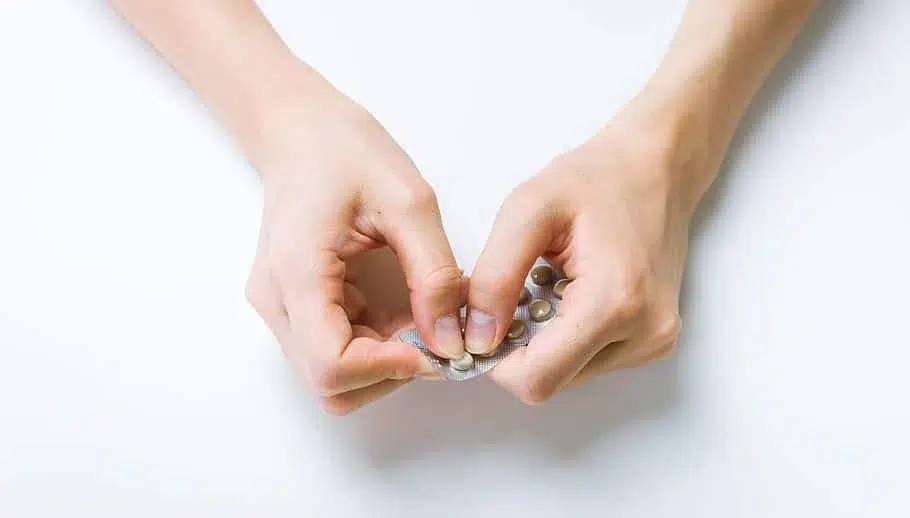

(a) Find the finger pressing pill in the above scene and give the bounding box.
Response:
[553,278,570,299]
[529,299,553,322]
[399,258,566,381]
[530,266,554,286]
[518,286,531,305]
[449,352,475,371]
[506,319,527,339]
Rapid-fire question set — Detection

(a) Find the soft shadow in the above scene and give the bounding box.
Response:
[682,0,849,351]
[344,359,680,467]
[338,244,680,465]
[315,3,847,467]
[691,1,850,234]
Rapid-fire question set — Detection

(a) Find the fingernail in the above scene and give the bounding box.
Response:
[417,355,438,377]
[465,309,496,354]
[434,316,465,359]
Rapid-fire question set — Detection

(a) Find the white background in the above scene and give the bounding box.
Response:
[1,1,908,516]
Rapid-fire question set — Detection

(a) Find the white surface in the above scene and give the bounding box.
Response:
[1,1,908,516]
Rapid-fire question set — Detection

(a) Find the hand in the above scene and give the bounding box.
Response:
[244,86,466,415]
[114,0,812,411]
[464,104,717,404]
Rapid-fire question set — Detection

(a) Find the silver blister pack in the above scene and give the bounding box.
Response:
[398,258,568,381]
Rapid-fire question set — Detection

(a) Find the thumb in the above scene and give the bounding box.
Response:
[382,189,466,360]
[465,187,565,354]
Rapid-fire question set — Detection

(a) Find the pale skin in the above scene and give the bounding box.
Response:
[111,0,818,413]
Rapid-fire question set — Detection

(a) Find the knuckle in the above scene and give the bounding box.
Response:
[414,263,464,295]
[244,275,270,313]
[393,182,439,213]
[517,375,557,406]
[310,362,343,398]
[607,269,647,322]
[653,315,683,347]
[652,340,678,362]
[503,181,546,215]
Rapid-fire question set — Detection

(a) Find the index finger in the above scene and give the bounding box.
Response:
[465,185,567,355]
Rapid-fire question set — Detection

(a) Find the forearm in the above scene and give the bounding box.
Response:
[110,0,338,162]
[619,0,819,204]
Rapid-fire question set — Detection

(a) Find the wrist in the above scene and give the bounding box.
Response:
[228,61,361,176]
[603,0,817,214]
[596,88,727,216]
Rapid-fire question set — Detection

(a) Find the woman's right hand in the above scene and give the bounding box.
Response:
[243,80,466,415]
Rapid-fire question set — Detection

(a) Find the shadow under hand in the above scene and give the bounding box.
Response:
[339,251,681,466]
[691,1,849,234]
[337,3,846,468]
[346,358,681,467]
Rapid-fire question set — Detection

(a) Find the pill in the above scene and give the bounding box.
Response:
[529,299,553,322]
[506,319,527,339]
[518,286,531,305]
[450,352,475,371]
[530,266,554,286]
[553,278,570,299]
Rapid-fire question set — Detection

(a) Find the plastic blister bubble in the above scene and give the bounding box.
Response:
[398,258,567,381]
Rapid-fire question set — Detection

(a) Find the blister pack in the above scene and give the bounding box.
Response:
[398,258,569,381]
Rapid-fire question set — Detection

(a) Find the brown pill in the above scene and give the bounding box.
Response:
[529,299,553,322]
[530,266,554,286]
[553,279,570,299]
[506,319,527,340]
[518,286,531,305]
